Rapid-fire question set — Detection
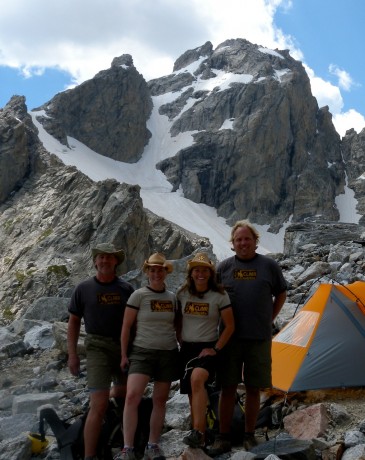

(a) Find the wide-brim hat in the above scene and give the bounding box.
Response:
[187,252,215,272]
[143,252,173,274]
[91,243,125,266]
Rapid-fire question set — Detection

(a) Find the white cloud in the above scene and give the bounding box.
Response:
[303,65,365,136]
[0,0,292,84]
[0,0,363,135]
[305,65,344,113]
[329,64,354,91]
[333,110,365,138]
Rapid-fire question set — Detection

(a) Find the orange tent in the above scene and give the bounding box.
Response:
[272,281,365,392]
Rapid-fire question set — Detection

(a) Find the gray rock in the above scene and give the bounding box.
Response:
[24,324,54,350]
[0,339,27,359]
[342,443,365,460]
[0,434,32,460]
[359,419,365,433]
[22,297,70,322]
[12,393,64,415]
[328,403,351,425]
[251,437,316,459]
[0,390,13,410]
[344,430,365,448]
[165,392,191,430]
[0,413,38,440]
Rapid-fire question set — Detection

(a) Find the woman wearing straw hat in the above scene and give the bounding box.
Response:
[116,253,179,460]
[177,252,235,449]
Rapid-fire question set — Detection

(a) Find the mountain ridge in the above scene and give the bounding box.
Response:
[1,37,365,319]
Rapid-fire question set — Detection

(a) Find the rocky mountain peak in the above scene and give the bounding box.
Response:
[111,53,134,67]
[152,39,346,228]
[35,56,152,163]
[173,40,213,71]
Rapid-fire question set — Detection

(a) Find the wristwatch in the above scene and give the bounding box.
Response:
[213,345,220,353]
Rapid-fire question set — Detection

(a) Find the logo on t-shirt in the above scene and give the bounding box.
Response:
[97,293,122,305]
[150,300,174,312]
[184,301,209,316]
[233,269,257,280]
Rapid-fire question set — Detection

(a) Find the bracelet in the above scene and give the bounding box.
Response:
[213,346,220,353]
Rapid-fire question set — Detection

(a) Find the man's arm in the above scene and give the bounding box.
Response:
[121,306,138,370]
[67,313,82,376]
[272,291,287,320]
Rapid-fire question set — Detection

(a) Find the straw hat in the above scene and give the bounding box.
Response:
[91,243,125,266]
[187,252,215,272]
[143,253,173,273]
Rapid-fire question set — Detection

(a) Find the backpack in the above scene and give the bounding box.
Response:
[206,387,273,445]
[37,397,153,460]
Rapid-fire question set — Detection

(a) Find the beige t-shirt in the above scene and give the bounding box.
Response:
[177,289,231,342]
[127,286,178,350]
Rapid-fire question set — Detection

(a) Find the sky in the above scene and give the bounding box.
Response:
[29,55,360,261]
[0,0,364,137]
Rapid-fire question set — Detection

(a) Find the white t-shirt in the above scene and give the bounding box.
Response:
[178,289,231,342]
[127,286,178,350]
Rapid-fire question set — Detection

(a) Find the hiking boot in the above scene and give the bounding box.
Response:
[114,447,136,460]
[206,435,231,457]
[183,429,205,448]
[143,443,165,460]
[243,432,258,451]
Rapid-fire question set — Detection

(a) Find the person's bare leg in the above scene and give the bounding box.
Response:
[123,374,150,446]
[190,368,209,433]
[148,381,171,444]
[84,389,109,457]
[244,386,260,433]
[219,384,237,433]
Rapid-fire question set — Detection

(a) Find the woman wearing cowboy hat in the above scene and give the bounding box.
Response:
[116,253,179,460]
[177,252,235,450]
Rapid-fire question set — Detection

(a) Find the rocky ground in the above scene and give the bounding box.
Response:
[267,387,365,442]
[2,345,365,457]
[2,237,365,459]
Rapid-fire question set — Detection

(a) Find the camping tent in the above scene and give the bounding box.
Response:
[272,281,365,393]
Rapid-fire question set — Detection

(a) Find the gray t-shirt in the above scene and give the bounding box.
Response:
[217,254,287,340]
[69,276,134,339]
[177,289,231,342]
[127,286,178,350]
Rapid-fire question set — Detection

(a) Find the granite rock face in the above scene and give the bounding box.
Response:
[35,54,152,163]
[154,39,346,228]
[0,96,37,203]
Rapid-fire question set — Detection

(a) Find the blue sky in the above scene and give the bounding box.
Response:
[275,0,364,115]
[0,0,364,137]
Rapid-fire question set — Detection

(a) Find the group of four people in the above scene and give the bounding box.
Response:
[67,219,287,460]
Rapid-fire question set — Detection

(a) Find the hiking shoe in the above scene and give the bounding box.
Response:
[206,435,231,457]
[143,444,165,460]
[114,447,136,460]
[183,429,205,448]
[243,432,258,451]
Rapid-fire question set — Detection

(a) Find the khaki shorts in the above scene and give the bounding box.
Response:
[128,345,179,382]
[85,334,127,391]
[216,337,272,388]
